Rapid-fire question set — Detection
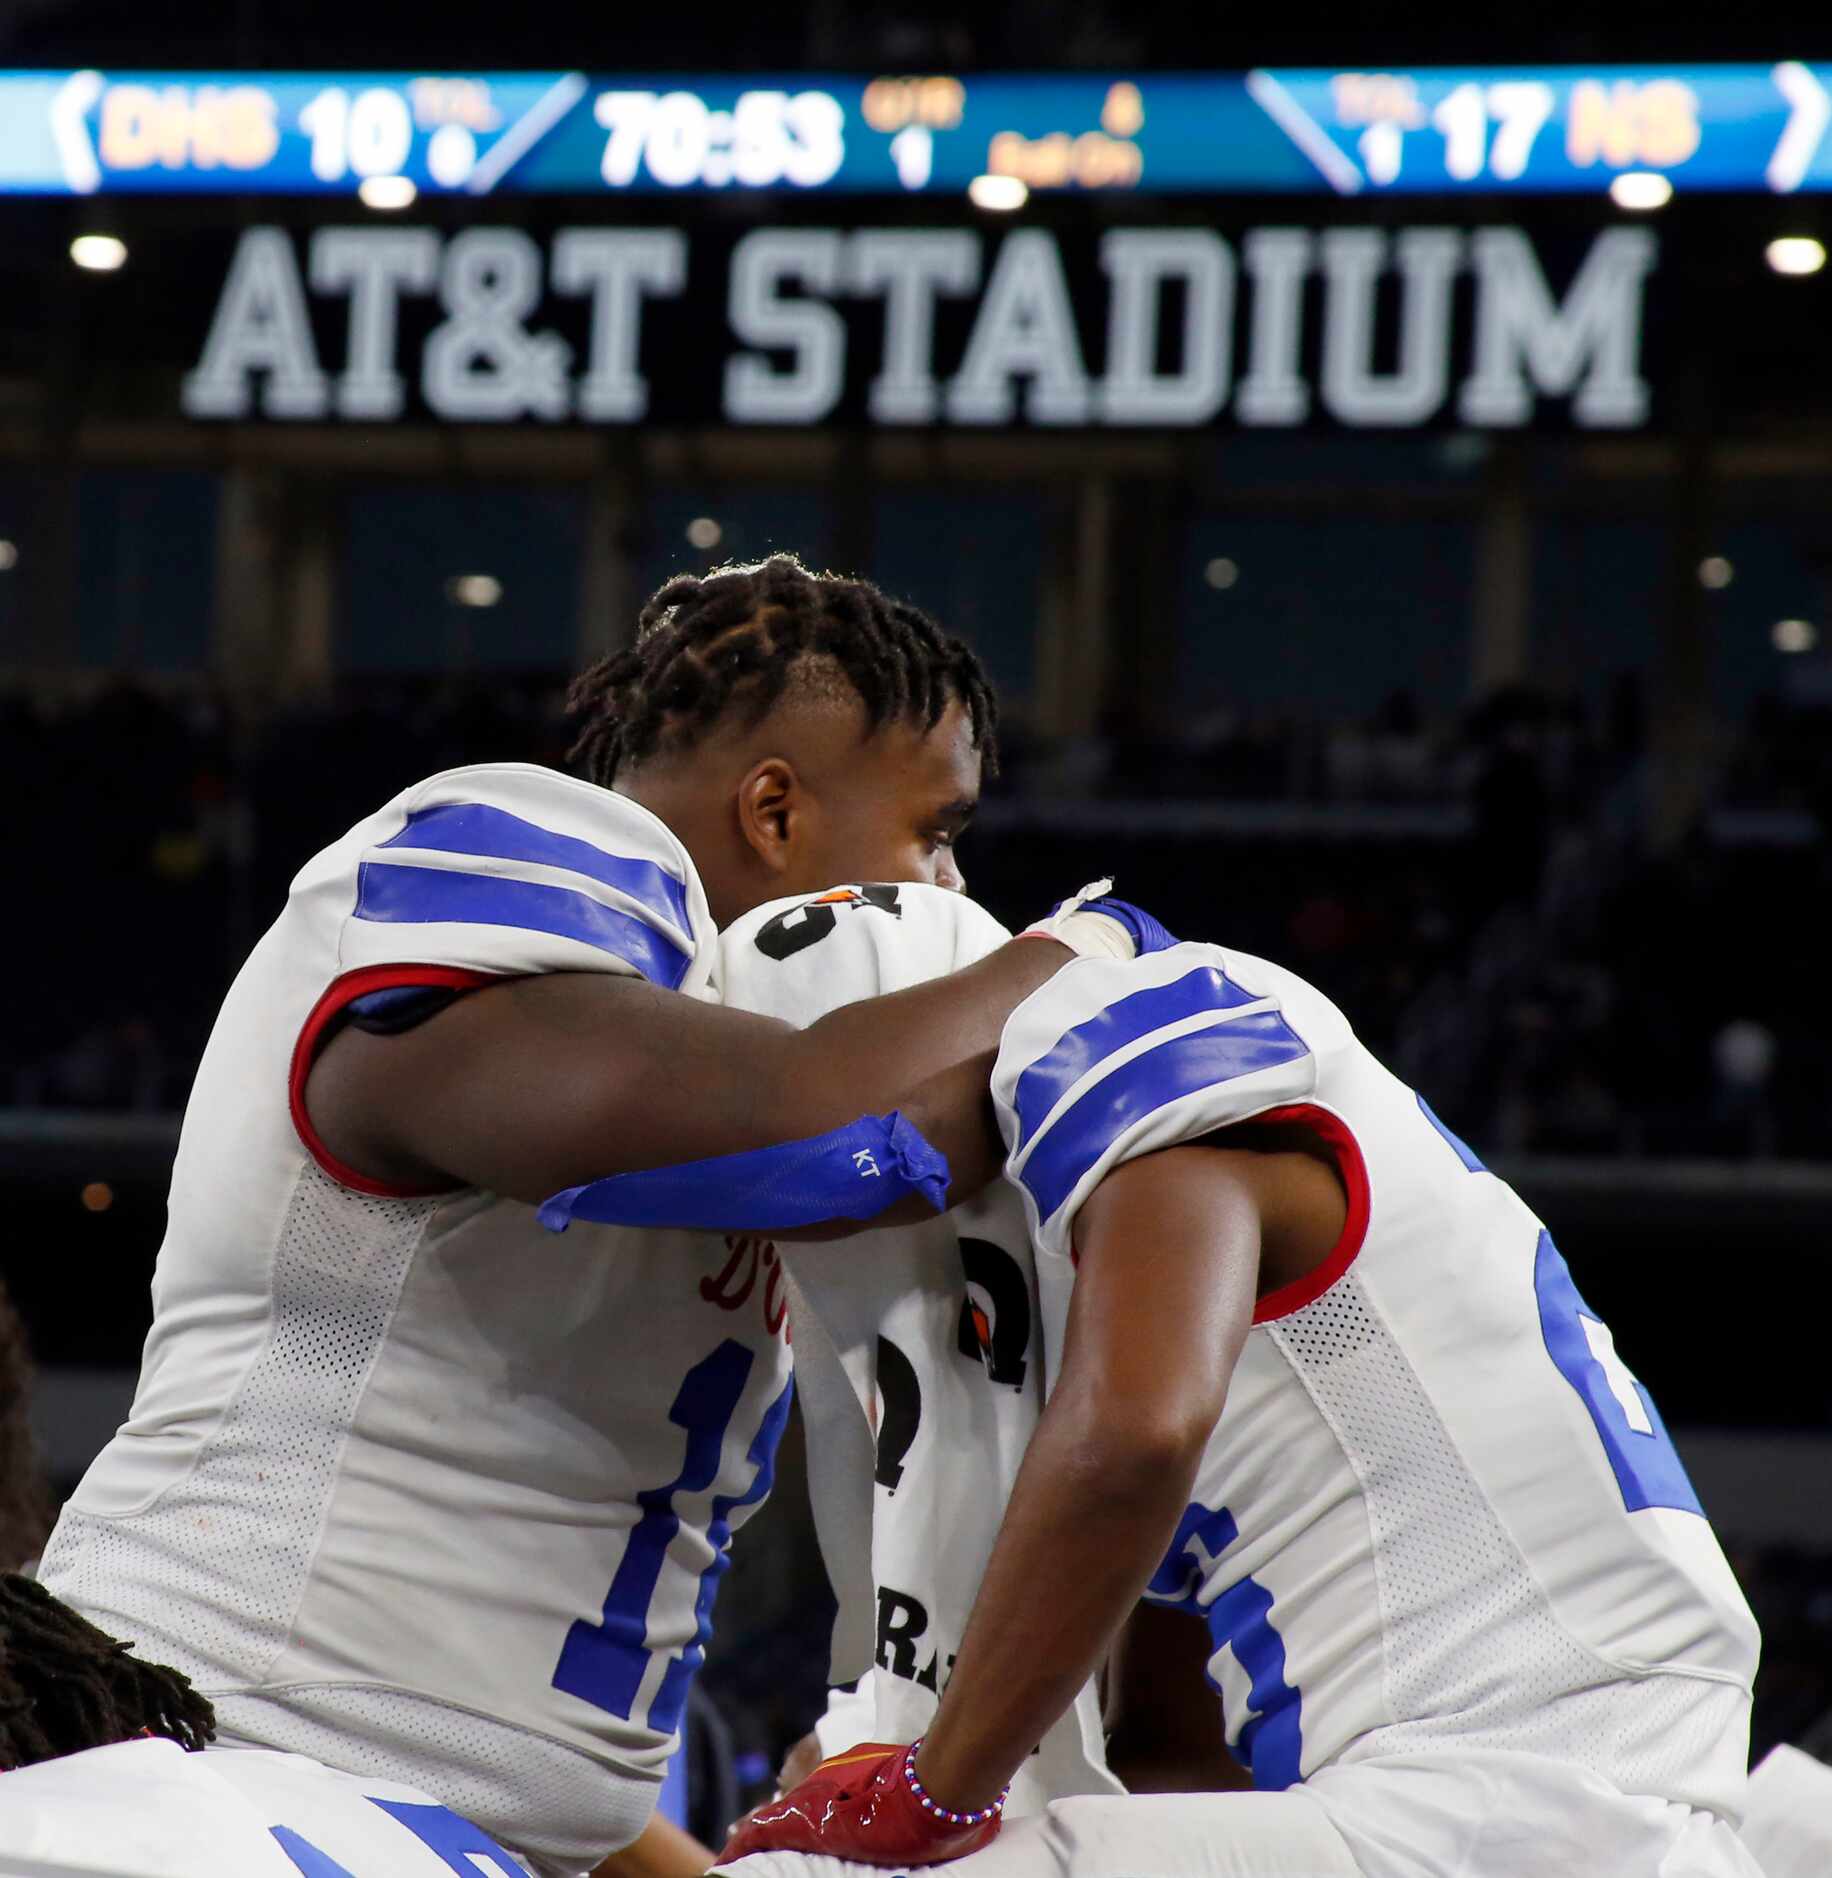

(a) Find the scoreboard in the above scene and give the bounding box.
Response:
[2,65,1830,197]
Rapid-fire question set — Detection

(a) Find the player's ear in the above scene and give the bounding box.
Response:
[734,756,804,876]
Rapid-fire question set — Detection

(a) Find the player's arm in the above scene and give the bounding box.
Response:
[716,1144,1268,1868]
[306,942,1066,1212]
[590,1814,713,1878]
[906,1144,1261,1812]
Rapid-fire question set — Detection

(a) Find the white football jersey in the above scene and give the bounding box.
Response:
[0,1738,535,1878]
[992,943,1761,1819]
[37,764,795,1876]
[715,887,1119,1814]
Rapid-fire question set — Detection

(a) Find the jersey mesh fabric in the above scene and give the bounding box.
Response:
[210,1687,654,1878]
[47,1166,434,1682]
[1272,1270,1743,1798]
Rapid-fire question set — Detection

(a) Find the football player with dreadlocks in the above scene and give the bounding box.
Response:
[23,556,1163,1877]
[2,1277,217,1775]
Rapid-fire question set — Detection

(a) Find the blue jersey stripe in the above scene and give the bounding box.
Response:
[1018,1008,1311,1226]
[1534,1230,1702,1516]
[1416,1092,1487,1173]
[379,801,691,935]
[1010,965,1261,1154]
[354,861,691,989]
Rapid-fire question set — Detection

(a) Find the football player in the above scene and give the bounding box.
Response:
[0,1278,52,1576]
[25,559,1155,1878]
[711,885,1765,1878]
[711,883,1127,1825]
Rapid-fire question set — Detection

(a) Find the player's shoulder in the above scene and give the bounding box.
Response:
[1002,938,1354,1065]
[381,761,695,875]
[286,761,715,993]
[292,762,694,886]
[718,882,1010,1025]
[991,938,1353,1254]
[1197,942,1356,1049]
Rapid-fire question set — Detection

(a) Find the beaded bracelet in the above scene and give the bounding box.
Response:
[901,1739,1010,1829]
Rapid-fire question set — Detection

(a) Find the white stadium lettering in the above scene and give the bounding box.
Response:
[308,226,439,421]
[181,224,329,419]
[1095,227,1234,426]
[944,228,1092,426]
[422,226,572,421]
[1458,224,1656,426]
[1235,226,1316,426]
[551,227,688,422]
[183,223,1657,431]
[849,227,980,424]
[1318,227,1463,426]
[723,227,848,424]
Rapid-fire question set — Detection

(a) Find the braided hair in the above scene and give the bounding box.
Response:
[568,555,999,786]
[0,1282,50,1574]
[0,1573,216,1770]
[0,1284,215,1770]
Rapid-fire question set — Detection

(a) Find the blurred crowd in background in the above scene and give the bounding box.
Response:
[4,669,1828,1160]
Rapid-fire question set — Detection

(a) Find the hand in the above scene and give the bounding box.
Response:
[589,1812,719,1878]
[777,1729,824,1794]
[1021,880,1180,960]
[714,1742,1003,1869]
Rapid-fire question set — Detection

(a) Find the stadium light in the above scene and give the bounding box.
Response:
[69,233,127,271]
[1765,236,1826,277]
[1698,556,1734,590]
[1204,557,1240,590]
[968,174,1028,212]
[686,516,723,550]
[0,539,16,571]
[1609,172,1672,211]
[358,175,417,210]
[447,573,502,608]
[1772,619,1818,653]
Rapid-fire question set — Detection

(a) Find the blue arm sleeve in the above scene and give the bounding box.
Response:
[537,1111,950,1234]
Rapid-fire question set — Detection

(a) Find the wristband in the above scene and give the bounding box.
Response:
[903,1736,1010,1830]
[538,1111,949,1234]
[1019,878,1130,960]
[1020,879,1179,960]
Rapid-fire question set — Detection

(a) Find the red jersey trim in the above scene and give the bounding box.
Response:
[288,963,499,1200]
[1248,1102,1372,1325]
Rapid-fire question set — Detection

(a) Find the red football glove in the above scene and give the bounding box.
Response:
[714,1741,1005,1868]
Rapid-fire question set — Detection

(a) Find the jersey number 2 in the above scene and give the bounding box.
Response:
[552,1339,792,1735]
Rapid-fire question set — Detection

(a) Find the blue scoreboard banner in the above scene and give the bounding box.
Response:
[1,64,1829,197]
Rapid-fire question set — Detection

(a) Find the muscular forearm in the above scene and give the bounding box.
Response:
[780,938,1067,1202]
[915,1148,1262,1809]
[911,1402,1203,1811]
[313,940,1067,1207]
[590,1813,714,1878]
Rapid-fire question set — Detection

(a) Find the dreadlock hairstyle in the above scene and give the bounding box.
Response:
[0,1286,215,1770]
[0,1280,51,1575]
[567,555,999,786]
[0,1573,216,1770]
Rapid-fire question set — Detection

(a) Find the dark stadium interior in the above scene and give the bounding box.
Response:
[5,0,1832,1856]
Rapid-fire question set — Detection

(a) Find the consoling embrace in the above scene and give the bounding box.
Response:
[3,558,1765,1878]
